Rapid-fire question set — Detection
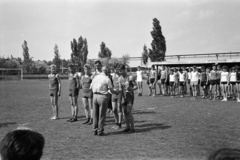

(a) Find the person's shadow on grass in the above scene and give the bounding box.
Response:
[108,123,171,135]
[0,122,17,128]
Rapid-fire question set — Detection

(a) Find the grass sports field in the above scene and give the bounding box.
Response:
[0,80,240,160]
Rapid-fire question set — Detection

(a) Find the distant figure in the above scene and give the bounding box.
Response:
[136,66,143,96]
[67,64,80,122]
[208,148,240,160]
[48,64,61,120]
[0,129,45,160]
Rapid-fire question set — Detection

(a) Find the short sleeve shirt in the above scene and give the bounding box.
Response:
[90,73,113,94]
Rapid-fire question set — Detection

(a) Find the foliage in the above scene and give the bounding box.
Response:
[52,44,61,71]
[98,42,112,59]
[142,44,148,66]
[70,36,88,72]
[22,40,33,73]
[0,56,21,68]
[121,54,130,68]
[148,18,166,62]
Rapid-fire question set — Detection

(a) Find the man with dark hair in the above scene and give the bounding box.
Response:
[0,129,45,160]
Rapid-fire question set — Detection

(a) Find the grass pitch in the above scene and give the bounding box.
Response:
[0,80,240,160]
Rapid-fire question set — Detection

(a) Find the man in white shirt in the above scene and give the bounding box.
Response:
[90,66,118,136]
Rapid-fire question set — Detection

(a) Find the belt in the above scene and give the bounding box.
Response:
[93,92,108,95]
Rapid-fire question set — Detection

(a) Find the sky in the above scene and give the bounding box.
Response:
[1,0,240,64]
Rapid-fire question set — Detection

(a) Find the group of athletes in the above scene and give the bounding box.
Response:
[138,64,240,101]
[48,61,137,135]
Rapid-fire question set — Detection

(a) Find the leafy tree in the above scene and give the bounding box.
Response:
[22,40,33,73]
[52,44,61,71]
[70,36,88,72]
[121,54,130,68]
[142,44,148,66]
[98,42,112,59]
[148,18,166,62]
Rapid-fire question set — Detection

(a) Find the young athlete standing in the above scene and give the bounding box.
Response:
[179,68,187,97]
[169,69,175,98]
[148,65,156,97]
[190,66,199,100]
[216,65,222,99]
[236,67,240,102]
[67,64,80,122]
[136,66,143,96]
[160,66,168,96]
[220,66,229,101]
[81,64,93,125]
[119,64,137,132]
[188,68,193,97]
[173,68,179,96]
[48,64,61,120]
[200,66,207,98]
[229,67,237,100]
[209,65,218,100]
[111,66,123,130]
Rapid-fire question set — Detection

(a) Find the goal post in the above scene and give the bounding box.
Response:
[0,68,23,81]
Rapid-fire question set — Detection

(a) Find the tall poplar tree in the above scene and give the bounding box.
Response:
[53,44,61,71]
[142,44,148,66]
[148,18,166,62]
[98,42,112,59]
[70,36,88,72]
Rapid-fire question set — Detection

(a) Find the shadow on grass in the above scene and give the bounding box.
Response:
[108,123,171,135]
[58,116,85,120]
[0,122,17,128]
[105,117,146,125]
[132,110,156,115]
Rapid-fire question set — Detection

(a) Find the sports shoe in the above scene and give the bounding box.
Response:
[67,117,74,122]
[50,116,56,120]
[87,118,93,125]
[82,118,90,124]
[70,118,78,122]
[122,128,130,132]
[114,125,121,130]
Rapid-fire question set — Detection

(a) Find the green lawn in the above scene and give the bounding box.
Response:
[0,80,240,160]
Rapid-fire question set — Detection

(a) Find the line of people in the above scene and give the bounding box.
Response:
[48,61,137,136]
[136,64,240,101]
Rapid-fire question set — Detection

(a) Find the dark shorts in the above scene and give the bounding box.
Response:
[161,79,166,84]
[179,82,185,86]
[201,81,207,87]
[169,82,174,86]
[221,82,227,85]
[69,88,79,97]
[112,92,122,103]
[217,79,221,85]
[188,79,191,84]
[150,78,155,84]
[122,92,134,105]
[230,82,236,85]
[82,90,93,99]
[49,88,59,97]
[210,80,217,85]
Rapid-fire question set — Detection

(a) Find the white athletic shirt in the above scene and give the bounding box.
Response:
[179,72,185,82]
[230,72,236,82]
[188,72,192,80]
[191,71,199,82]
[136,70,143,82]
[221,71,229,82]
[169,74,175,82]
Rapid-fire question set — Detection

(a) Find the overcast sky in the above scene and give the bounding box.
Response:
[1,0,240,61]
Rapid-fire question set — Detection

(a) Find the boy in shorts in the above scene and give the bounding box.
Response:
[111,66,123,130]
[190,66,199,100]
[48,64,61,120]
[169,69,175,98]
[148,65,156,97]
[209,65,218,100]
[136,66,143,96]
[119,64,137,132]
[200,66,207,98]
[81,64,93,125]
[179,68,187,97]
[160,66,168,96]
[67,64,80,122]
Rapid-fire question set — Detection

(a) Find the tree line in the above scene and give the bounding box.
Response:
[0,18,166,73]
